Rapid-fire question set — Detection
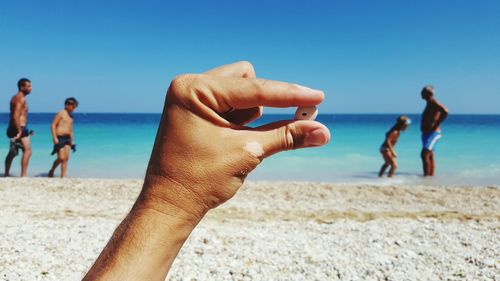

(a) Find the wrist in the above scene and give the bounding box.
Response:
[84,205,198,281]
[135,172,209,224]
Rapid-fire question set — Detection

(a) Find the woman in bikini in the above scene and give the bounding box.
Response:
[379,115,411,177]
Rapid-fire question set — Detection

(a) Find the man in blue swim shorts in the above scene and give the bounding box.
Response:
[420,85,448,176]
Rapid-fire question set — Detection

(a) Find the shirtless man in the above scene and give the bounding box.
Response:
[48,98,78,178]
[5,78,33,177]
[420,85,448,176]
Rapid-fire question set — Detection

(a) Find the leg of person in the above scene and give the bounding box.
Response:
[20,137,32,177]
[378,151,391,177]
[60,146,70,178]
[421,132,441,177]
[378,163,389,177]
[4,145,18,177]
[421,149,432,176]
[427,133,440,177]
[49,152,62,178]
[421,133,430,176]
[429,151,435,176]
[387,156,398,177]
[420,149,427,176]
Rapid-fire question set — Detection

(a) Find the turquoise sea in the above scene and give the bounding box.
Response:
[1,113,499,186]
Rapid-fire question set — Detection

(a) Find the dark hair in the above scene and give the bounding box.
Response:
[65,97,79,106]
[17,78,31,90]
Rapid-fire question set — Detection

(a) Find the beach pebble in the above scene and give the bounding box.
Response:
[294,106,318,120]
[482,258,496,267]
[0,178,498,280]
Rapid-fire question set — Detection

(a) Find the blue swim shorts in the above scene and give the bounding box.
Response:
[422,131,442,151]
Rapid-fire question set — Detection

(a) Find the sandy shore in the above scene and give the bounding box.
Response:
[0,178,498,280]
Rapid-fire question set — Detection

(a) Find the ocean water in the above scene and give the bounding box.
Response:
[1,113,499,186]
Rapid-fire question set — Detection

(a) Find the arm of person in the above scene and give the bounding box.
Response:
[82,195,202,281]
[70,129,76,152]
[433,101,449,130]
[11,98,23,140]
[51,112,62,144]
[83,61,331,281]
[70,129,75,145]
[385,131,398,157]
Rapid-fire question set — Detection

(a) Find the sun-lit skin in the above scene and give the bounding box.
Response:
[5,80,33,177]
[84,61,330,281]
[420,86,448,176]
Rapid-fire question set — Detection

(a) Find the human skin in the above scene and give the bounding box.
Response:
[379,130,399,177]
[51,106,76,141]
[49,104,77,178]
[378,123,408,177]
[83,61,331,280]
[421,89,448,176]
[5,83,32,177]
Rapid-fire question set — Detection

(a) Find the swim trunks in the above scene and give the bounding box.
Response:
[422,131,442,151]
[51,135,72,155]
[6,125,30,139]
[6,126,31,156]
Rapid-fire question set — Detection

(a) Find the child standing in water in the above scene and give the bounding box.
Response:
[48,97,78,178]
[379,115,411,177]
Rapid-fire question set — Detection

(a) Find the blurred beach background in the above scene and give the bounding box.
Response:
[1,1,499,185]
[1,1,499,280]
[1,113,499,185]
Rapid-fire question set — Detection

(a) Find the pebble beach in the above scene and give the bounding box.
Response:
[0,178,498,280]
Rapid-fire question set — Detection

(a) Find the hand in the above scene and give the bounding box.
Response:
[53,138,59,145]
[390,149,397,158]
[84,62,331,281]
[13,132,22,141]
[138,61,331,220]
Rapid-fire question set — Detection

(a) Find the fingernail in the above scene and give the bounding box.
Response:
[304,128,330,146]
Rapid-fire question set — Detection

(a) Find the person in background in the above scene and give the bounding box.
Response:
[48,97,79,178]
[4,78,33,177]
[83,61,331,280]
[420,85,448,176]
[378,115,411,177]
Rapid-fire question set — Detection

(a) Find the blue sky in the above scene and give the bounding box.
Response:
[1,0,499,114]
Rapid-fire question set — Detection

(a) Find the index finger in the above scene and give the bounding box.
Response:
[204,61,256,78]
[198,75,325,112]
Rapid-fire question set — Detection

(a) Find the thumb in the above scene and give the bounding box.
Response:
[250,120,330,159]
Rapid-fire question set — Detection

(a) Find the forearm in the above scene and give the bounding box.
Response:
[83,181,202,281]
[70,131,75,145]
[433,114,448,130]
[51,125,58,142]
[438,112,448,126]
[434,104,448,129]
[386,143,396,156]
